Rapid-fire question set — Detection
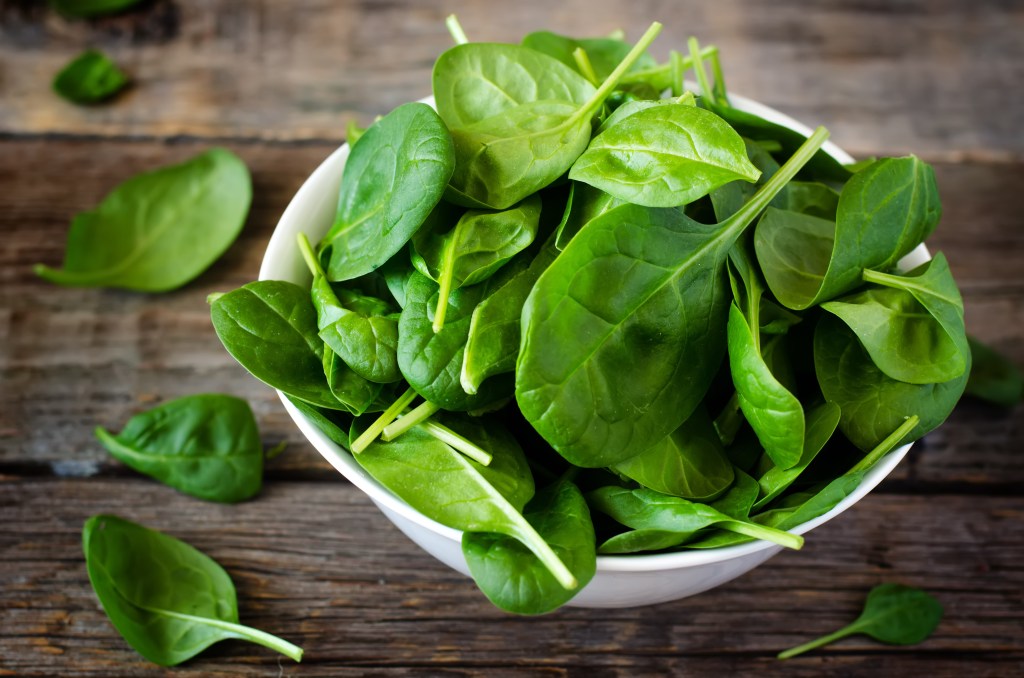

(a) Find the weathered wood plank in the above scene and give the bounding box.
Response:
[0,0,1021,158]
[1,139,1021,485]
[0,478,1021,676]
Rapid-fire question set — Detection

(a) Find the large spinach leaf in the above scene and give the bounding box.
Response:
[83,515,302,666]
[36,149,251,292]
[95,395,263,503]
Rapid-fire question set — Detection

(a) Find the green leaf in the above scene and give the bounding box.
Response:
[52,49,128,104]
[755,156,942,310]
[94,395,263,503]
[569,103,761,207]
[285,395,353,449]
[517,128,829,467]
[210,281,342,410]
[778,584,943,659]
[520,30,658,84]
[83,515,302,666]
[313,278,402,384]
[814,314,968,451]
[463,478,595,614]
[318,103,455,281]
[965,335,1023,408]
[49,0,144,17]
[554,181,623,250]
[35,149,251,292]
[611,406,734,501]
[323,343,382,415]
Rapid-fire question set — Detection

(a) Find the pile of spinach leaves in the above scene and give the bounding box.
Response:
[210,22,977,615]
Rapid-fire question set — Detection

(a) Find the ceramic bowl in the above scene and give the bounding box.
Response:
[259,90,926,608]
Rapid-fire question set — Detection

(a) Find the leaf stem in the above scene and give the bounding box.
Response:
[722,519,804,550]
[849,415,920,474]
[141,606,303,662]
[572,47,600,86]
[382,400,441,441]
[862,267,907,288]
[777,625,855,659]
[574,21,663,122]
[350,387,417,453]
[710,47,730,105]
[687,37,715,103]
[618,45,717,85]
[669,49,684,97]
[296,233,327,278]
[420,421,493,465]
[445,14,468,45]
[433,236,458,333]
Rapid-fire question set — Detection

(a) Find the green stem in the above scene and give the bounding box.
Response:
[687,37,714,102]
[710,47,730,105]
[777,624,858,659]
[572,21,663,123]
[382,400,441,441]
[618,45,717,85]
[445,14,468,45]
[141,607,303,662]
[346,119,366,145]
[722,519,804,550]
[509,516,577,590]
[572,47,600,86]
[296,232,326,278]
[849,415,920,474]
[432,236,458,333]
[350,387,417,453]
[206,292,224,305]
[862,268,908,288]
[421,420,493,466]
[669,49,683,97]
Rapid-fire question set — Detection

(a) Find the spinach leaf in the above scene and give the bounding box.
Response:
[463,478,595,614]
[778,584,943,659]
[785,181,840,219]
[570,103,761,207]
[412,195,541,331]
[598,528,691,554]
[815,314,968,451]
[94,394,263,503]
[318,102,455,281]
[49,0,144,17]
[611,406,734,501]
[285,395,353,449]
[83,515,302,666]
[36,149,251,292]
[210,281,343,410]
[710,138,786,221]
[517,128,828,467]
[352,422,575,589]
[520,30,658,84]
[462,236,559,395]
[677,469,762,549]
[323,343,382,415]
[755,156,942,310]
[554,181,623,250]
[965,335,1023,408]
[397,271,513,410]
[587,486,803,550]
[437,24,662,209]
[53,49,128,104]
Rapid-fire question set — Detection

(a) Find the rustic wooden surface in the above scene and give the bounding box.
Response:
[1,1,1022,676]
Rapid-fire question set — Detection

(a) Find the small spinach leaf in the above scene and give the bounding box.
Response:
[53,49,128,104]
[965,335,1023,408]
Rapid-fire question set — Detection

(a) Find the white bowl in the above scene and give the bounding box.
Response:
[260,89,925,608]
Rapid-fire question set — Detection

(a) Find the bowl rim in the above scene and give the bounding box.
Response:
[260,85,919,573]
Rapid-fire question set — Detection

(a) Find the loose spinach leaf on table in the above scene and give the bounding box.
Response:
[778,583,943,659]
[964,335,1023,408]
[210,280,344,410]
[53,49,128,104]
[755,156,942,310]
[36,148,251,292]
[569,102,761,207]
[318,102,455,281]
[95,394,264,503]
[83,515,303,666]
[49,0,144,17]
[517,128,828,467]
[822,254,968,384]
[463,478,595,614]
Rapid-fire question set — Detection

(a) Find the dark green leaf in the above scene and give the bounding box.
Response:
[53,49,128,104]
[965,335,1023,408]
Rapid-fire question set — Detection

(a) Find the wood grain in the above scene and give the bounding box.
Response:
[1,0,1022,159]
[1,478,1022,676]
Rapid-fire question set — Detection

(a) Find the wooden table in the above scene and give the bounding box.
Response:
[2,1,1022,675]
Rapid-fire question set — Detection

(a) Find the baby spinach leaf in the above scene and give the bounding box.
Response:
[94,394,263,504]
[611,406,734,501]
[965,335,1023,408]
[318,102,455,281]
[323,344,382,415]
[463,478,595,614]
[814,314,968,451]
[520,30,658,84]
[554,181,623,250]
[83,515,303,666]
[752,401,841,511]
[785,181,841,219]
[678,469,761,549]
[397,271,513,411]
[587,486,803,550]
[593,92,695,135]
[517,128,828,467]
[570,103,761,207]
[35,148,251,292]
[412,195,541,331]
[462,237,559,395]
[778,583,943,659]
[710,138,786,222]
[352,422,576,589]
[598,528,690,554]
[53,49,128,104]
[755,156,942,310]
[210,280,343,410]
[49,0,144,17]
[438,24,663,209]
